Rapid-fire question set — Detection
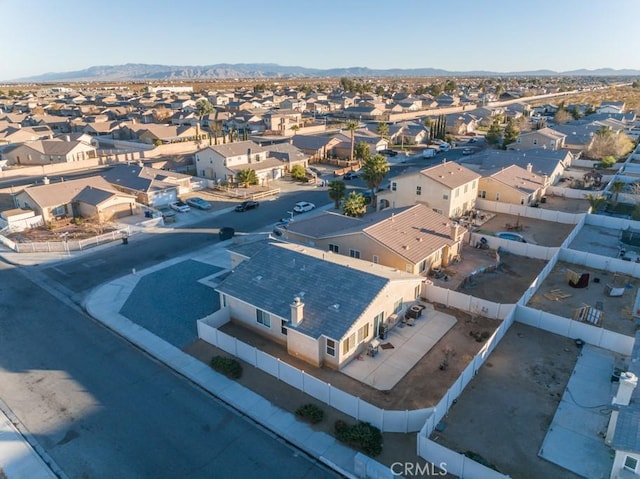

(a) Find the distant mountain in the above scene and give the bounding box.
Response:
[9,63,640,82]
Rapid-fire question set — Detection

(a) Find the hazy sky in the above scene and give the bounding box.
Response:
[1,0,639,80]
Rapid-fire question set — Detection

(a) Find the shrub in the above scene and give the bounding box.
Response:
[295,404,324,424]
[334,420,382,457]
[210,356,242,379]
[599,156,617,168]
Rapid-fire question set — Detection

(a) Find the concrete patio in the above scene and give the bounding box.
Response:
[341,303,457,390]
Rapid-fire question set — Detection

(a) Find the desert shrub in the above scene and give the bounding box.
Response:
[334,420,382,457]
[295,404,324,424]
[210,356,242,379]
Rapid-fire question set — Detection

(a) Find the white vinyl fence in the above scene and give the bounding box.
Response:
[197,317,434,433]
[514,305,634,355]
[475,199,586,224]
[9,227,131,253]
[469,232,558,260]
[559,247,640,277]
[422,284,514,320]
[417,437,511,479]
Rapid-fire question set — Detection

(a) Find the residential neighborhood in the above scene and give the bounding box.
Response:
[2,5,640,477]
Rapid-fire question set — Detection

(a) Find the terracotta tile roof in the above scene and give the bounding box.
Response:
[420,162,480,189]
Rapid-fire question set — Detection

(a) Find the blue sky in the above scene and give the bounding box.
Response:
[1,0,639,80]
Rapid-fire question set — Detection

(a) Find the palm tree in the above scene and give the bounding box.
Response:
[360,154,390,208]
[236,168,258,188]
[585,193,607,212]
[342,191,367,218]
[328,180,346,209]
[345,120,359,163]
[610,181,625,207]
[376,122,389,141]
[290,124,300,135]
[354,141,371,166]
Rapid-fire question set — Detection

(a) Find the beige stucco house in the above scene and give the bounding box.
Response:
[281,204,466,274]
[378,161,480,218]
[478,164,548,205]
[515,127,567,151]
[195,140,287,185]
[217,241,424,369]
[2,138,97,166]
[15,176,136,223]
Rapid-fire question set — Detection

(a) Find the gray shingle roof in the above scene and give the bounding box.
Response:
[216,243,390,340]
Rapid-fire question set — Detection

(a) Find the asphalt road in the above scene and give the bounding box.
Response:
[0,184,342,478]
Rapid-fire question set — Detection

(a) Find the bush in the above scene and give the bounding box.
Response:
[599,156,617,168]
[334,420,382,457]
[295,404,324,424]
[210,356,242,379]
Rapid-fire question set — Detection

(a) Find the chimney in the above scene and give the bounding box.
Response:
[290,296,304,326]
[526,163,532,173]
[450,222,461,241]
[613,372,637,406]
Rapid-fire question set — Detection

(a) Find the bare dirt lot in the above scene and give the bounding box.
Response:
[431,322,582,479]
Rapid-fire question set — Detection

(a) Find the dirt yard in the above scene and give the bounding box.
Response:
[478,213,576,247]
[456,253,548,304]
[7,219,118,242]
[431,322,582,479]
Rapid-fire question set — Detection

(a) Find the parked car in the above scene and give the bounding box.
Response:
[293,201,315,213]
[235,200,260,212]
[343,171,360,180]
[462,148,475,155]
[218,226,235,241]
[170,201,191,213]
[186,197,212,210]
[380,149,398,157]
[158,207,176,223]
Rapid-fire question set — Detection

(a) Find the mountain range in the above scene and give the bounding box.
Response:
[10,63,640,82]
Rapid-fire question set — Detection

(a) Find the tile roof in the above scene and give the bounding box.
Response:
[487,164,546,194]
[206,140,267,158]
[21,176,123,208]
[461,149,570,177]
[420,162,480,189]
[363,204,461,263]
[216,242,415,340]
[102,164,188,193]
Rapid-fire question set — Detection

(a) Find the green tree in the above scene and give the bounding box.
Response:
[376,122,389,140]
[328,180,346,209]
[345,120,359,163]
[485,120,501,145]
[342,191,367,218]
[236,168,258,187]
[600,156,617,168]
[290,124,300,135]
[502,118,520,147]
[585,194,607,212]
[443,79,457,94]
[195,99,214,120]
[610,181,625,207]
[354,141,371,165]
[290,164,307,182]
[360,154,390,207]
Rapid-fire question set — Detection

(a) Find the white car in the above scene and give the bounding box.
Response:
[293,201,316,213]
[170,201,191,213]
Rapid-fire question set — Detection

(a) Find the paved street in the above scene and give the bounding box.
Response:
[0,262,336,478]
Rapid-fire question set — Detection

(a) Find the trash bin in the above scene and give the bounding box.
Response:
[121,235,129,245]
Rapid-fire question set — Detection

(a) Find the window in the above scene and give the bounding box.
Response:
[349,249,360,259]
[416,186,422,196]
[329,243,339,253]
[281,320,288,335]
[455,188,460,198]
[624,456,638,472]
[357,323,370,343]
[394,298,403,313]
[472,180,476,189]
[495,192,500,201]
[326,338,336,357]
[391,182,397,191]
[433,208,443,215]
[52,205,65,217]
[256,309,271,328]
[342,333,356,354]
[443,192,449,200]
[372,255,379,264]
[464,184,468,193]
[520,197,526,205]
[479,190,486,199]
[222,294,226,308]
[373,312,384,337]
[415,284,421,299]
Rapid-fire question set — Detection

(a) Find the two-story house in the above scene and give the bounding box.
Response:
[195,140,284,184]
[478,164,548,205]
[281,204,466,274]
[378,162,480,218]
[217,241,424,369]
[515,127,567,150]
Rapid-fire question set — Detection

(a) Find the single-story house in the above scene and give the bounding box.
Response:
[216,241,424,369]
[1,138,97,166]
[15,176,136,223]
